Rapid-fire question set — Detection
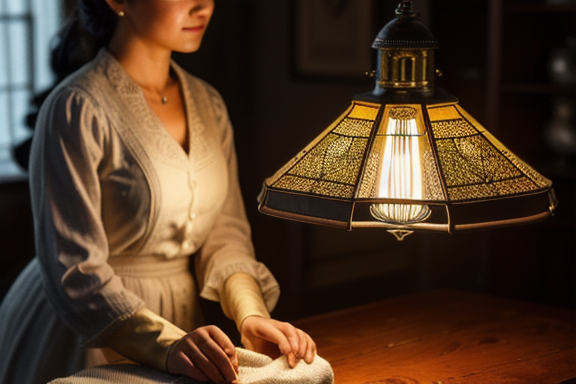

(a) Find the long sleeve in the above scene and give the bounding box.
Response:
[102,308,186,371]
[30,86,145,346]
[220,273,271,330]
[192,84,280,313]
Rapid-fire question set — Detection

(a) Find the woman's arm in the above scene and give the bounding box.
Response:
[104,308,238,383]
[188,77,316,367]
[192,82,280,311]
[220,273,317,367]
[30,87,144,345]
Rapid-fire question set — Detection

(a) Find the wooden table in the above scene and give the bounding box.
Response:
[294,290,576,384]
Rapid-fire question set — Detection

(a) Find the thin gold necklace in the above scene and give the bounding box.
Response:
[140,84,169,105]
[154,89,168,105]
[156,88,168,104]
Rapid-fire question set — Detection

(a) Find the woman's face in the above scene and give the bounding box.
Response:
[119,0,215,53]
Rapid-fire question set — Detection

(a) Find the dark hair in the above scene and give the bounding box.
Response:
[51,0,118,82]
[15,0,118,170]
[76,0,118,48]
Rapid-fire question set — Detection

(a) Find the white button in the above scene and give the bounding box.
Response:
[188,203,195,220]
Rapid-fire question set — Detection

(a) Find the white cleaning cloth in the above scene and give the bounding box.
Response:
[48,348,334,384]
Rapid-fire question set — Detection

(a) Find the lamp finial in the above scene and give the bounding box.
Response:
[396,1,418,19]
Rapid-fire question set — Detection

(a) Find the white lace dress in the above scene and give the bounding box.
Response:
[0,49,279,384]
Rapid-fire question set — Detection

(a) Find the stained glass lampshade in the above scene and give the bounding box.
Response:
[257,1,557,240]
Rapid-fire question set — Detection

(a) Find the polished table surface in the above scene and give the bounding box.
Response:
[294,290,576,384]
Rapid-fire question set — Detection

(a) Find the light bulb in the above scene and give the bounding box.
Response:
[370,106,431,224]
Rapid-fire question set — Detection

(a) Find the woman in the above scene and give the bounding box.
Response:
[0,0,316,383]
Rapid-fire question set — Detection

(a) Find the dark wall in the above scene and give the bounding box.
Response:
[0,182,34,299]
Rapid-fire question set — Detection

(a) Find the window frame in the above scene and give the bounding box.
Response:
[0,0,62,182]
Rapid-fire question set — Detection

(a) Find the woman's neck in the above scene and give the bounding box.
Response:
[106,32,174,92]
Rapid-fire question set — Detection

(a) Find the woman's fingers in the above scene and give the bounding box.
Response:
[276,322,301,367]
[240,317,317,367]
[168,343,211,382]
[296,329,307,360]
[269,321,317,366]
[180,336,229,382]
[167,326,238,383]
[266,321,298,359]
[199,327,238,380]
[296,328,317,364]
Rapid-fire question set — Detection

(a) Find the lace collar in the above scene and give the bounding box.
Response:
[91,48,211,170]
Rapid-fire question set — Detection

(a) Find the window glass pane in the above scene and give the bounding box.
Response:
[0,92,10,147]
[5,0,28,16]
[7,20,30,86]
[0,0,61,178]
[0,25,7,88]
[32,0,60,92]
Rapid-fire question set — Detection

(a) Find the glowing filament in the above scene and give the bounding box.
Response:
[371,107,430,224]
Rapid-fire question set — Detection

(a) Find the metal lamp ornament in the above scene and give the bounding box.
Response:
[258,0,557,240]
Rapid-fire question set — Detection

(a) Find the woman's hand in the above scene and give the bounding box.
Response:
[240,316,317,368]
[166,325,238,383]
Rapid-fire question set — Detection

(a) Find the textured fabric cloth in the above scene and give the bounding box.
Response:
[0,49,279,384]
[236,349,333,384]
[49,349,334,384]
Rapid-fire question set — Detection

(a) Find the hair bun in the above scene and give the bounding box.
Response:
[77,0,117,41]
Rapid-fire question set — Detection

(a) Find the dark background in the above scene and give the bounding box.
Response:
[1,0,575,334]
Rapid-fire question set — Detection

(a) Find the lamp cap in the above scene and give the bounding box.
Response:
[372,1,438,49]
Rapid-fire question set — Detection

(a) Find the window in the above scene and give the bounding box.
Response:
[0,0,62,181]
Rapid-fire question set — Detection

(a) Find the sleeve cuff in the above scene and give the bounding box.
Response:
[103,308,186,372]
[219,273,271,330]
[200,261,280,313]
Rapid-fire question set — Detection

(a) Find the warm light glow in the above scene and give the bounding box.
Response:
[370,106,430,224]
[257,0,556,237]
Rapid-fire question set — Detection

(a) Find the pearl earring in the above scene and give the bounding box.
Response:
[118,11,125,17]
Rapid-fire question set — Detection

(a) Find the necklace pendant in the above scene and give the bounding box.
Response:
[161,96,168,104]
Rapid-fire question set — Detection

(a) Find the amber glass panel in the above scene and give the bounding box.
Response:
[270,102,379,199]
[427,103,552,202]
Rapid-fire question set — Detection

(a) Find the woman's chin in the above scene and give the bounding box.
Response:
[174,41,205,54]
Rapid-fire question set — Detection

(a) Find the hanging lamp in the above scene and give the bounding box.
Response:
[257,0,557,241]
